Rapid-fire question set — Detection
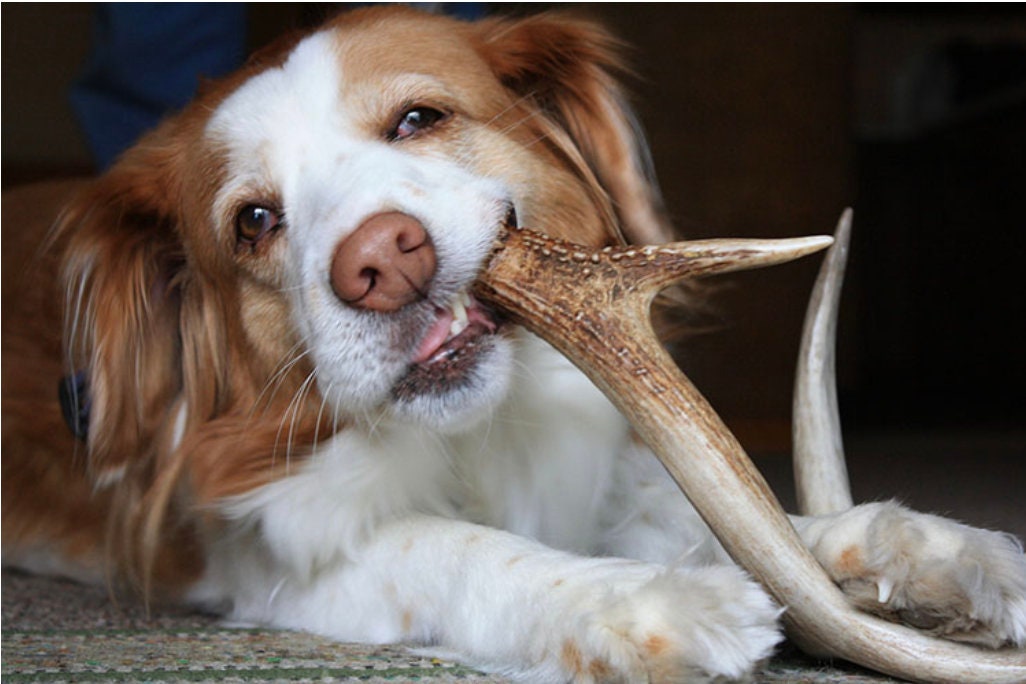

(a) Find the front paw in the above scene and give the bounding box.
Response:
[825,502,1026,648]
[553,566,782,683]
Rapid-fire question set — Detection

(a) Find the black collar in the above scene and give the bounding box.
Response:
[58,370,90,440]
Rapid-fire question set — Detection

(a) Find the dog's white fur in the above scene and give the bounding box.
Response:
[3,8,1024,683]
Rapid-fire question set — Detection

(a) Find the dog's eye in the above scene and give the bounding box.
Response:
[236,205,281,245]
[391,106,447,141]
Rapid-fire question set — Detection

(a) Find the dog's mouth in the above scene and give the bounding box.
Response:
[412,291,497,364]
[392,290,503,401]
[390,207,516,404]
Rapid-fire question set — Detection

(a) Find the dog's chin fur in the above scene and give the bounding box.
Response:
[5,6,1026,683]
[386,334,516,433]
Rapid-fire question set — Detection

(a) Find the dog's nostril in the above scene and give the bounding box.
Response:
[359,267,379,287]
[396,230,425,254]
[331,212,437,313]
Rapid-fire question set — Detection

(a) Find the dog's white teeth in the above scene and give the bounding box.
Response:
[449,292,470,336]
[449,316,468,337]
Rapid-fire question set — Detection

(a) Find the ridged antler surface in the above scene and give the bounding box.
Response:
[473,216,1026,684]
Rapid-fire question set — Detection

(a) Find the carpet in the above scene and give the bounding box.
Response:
[3,570,907,683]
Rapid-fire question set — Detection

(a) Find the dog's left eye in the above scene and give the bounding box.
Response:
[391,106,448,141]
[236,205,281,245]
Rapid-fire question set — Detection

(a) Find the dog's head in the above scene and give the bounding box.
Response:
[58,7,673,491]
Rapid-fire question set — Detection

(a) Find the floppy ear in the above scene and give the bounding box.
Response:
[58,122,189,485]
[477,13,674,246]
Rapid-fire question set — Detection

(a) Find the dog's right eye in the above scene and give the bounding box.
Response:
[390,106,448,141]
[236,205,281,246]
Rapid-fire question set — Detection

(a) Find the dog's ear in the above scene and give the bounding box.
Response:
[57,121,189,485]
[477,13,674,245]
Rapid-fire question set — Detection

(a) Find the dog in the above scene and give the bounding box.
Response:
[4,7,1025,682]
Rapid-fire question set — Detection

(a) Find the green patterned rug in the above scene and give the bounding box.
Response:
[2,571,902,683]
[2,629,495,682]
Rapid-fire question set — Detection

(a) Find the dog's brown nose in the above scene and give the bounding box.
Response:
[330,212,437,312]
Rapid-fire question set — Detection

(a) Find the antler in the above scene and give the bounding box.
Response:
[793,209,854,516]
[473,214,1026,684]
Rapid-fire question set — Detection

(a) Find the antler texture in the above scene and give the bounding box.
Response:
[473,215,1026,684]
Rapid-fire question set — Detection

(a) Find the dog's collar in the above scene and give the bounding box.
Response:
[58,370,90,440]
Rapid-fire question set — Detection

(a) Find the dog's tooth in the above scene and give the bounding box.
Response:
[449,293,469,336]
[449,319,468,336]
[454,293,468,322]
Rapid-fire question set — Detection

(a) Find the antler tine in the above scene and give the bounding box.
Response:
[793,209,854,516]
[496,228,834,305]
[474,222,1026,684]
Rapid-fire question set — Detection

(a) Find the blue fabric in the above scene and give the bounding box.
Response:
[70,3,246,169]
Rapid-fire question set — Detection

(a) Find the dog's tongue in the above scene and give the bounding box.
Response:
[413,296,499,364]
[413,308,456,364]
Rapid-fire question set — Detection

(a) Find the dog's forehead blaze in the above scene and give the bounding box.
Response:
[202,23,495,179]
[209,35,341,145]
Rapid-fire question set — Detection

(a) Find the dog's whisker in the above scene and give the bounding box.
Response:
[287,370,320,471]
[481,92,536,128]
[493,107,546,139]
[252,343,312,418]
[312,378,334,454]
[272,368,318,475]
[485,102,545,140]
[362,406,388,439]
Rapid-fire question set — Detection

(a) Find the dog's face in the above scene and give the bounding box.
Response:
[208,26,514,430]
[59,7,672,483]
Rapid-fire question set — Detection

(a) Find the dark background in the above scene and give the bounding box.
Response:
[4,3,1024,456]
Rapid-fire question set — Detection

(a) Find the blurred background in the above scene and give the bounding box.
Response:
[3,3,1024,530]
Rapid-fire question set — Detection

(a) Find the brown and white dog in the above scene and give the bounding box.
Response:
[3,8,1024,682]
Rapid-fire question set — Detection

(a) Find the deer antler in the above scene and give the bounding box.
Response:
[473,213,1026,684]
[793,209,854,516]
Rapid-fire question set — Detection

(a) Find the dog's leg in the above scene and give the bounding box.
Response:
[220,514,781,683]
[603,454,1026,650]
[792,501,1026,649]
[599,439,733,567]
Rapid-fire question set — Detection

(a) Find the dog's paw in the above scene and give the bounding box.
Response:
[819,501,1026,648]
[550,565,782,683]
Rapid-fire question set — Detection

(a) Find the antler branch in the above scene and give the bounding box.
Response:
[473,217,1026,684]
[793,209,854,516]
